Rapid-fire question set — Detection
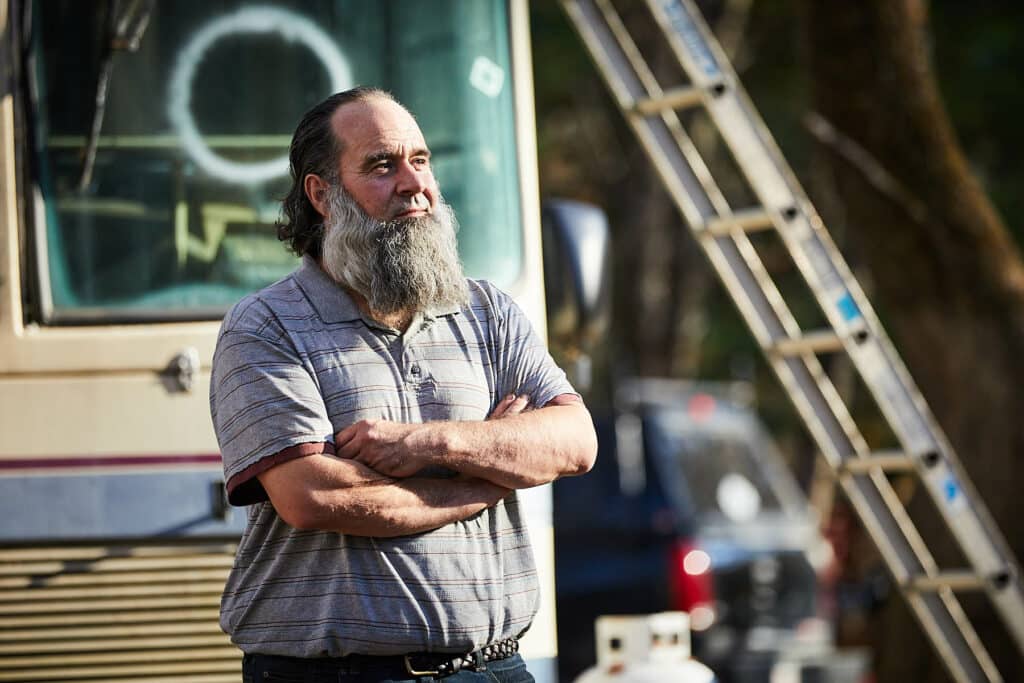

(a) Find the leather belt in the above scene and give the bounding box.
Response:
[245,637,520,680]
[403,637,520,677]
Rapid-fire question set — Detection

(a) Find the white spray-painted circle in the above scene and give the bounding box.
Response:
[168,6,351,185]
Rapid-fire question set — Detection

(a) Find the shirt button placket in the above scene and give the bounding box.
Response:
[405,345,421,385]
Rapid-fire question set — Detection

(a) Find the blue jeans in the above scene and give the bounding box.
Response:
[242,652,535,683]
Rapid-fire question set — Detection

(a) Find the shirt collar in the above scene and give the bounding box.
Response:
[293,255,363,323]
[293,254,463,324]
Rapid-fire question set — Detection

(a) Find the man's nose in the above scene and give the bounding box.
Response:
[395,160,430,196]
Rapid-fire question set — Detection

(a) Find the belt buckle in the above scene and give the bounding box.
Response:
[403,655,441,677]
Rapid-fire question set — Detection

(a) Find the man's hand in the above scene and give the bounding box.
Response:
[488,393,531,420]
[335,395,531,478]
[335,419,424,478]
[335,393,595,489]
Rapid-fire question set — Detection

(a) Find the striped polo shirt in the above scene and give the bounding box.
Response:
[209,255,576,657]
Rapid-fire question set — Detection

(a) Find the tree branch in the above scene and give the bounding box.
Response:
[803,110,929,225]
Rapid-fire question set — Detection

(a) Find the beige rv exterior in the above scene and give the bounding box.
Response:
[0,1,559,680]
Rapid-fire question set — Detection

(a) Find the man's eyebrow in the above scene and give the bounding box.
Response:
[362,147,431,167]
[362,151,392,167]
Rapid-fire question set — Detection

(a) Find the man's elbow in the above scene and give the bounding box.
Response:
[268,486,341,531]
[273,496,322,531]
[575,425,599,474]
[564,415,598,477]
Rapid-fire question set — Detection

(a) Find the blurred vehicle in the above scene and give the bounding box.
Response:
[554,378,840,682]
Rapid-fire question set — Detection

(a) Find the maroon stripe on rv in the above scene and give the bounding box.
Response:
[0,454,222,470]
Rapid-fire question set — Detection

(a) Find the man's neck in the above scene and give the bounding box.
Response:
[345,287,415,333]
[374,308,416,333]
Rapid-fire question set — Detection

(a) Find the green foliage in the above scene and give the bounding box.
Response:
[931,0,1024,244]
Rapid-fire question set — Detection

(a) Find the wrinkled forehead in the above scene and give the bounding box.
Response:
[330,97,428,160]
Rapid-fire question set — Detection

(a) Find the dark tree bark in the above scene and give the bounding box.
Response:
[798,0,1024,679]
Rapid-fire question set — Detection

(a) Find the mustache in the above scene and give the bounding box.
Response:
[388,196,430,218]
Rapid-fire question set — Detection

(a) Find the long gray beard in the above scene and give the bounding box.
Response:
[320,185,470,316]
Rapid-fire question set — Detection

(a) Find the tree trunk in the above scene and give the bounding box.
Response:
[798,0,1024,679]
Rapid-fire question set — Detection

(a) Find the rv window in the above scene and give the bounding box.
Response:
[29,0,522,322]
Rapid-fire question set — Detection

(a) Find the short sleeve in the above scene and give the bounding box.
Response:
[482,283,579,408]
[210,300,335,506]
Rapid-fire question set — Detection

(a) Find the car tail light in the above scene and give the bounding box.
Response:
[668,540,716,631]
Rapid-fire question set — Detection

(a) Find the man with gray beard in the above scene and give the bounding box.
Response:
[209,87,597,683]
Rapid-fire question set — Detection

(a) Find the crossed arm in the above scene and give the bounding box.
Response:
[258,394,597,536]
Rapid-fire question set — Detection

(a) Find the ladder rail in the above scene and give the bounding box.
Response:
[694,230,994,681]
[561,0,1024,679]
[564,0,944,571]
[693,179,1001,683]
[641,0,1024,649]
[564,0,720,230]
[568,0,878,470]
[567,0,824,364]
[592,0,735,218]
[708,222,998,682]
[644,0,957,467]
[841,473,1000,682]
[568,0,812,352]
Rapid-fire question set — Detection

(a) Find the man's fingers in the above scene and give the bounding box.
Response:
[334,423,364,458]
[335,423,355,445]
[489,394,531,420]
[336,438,360,459]
[335,419,378,455]
[505,395,530,416]
[488,393,517,419]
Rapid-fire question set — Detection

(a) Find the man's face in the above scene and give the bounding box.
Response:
[330,97,438,221]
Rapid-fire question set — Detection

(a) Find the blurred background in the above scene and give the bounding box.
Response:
[530,1,1024,681]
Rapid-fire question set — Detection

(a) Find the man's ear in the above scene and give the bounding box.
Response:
[304,173,330,220]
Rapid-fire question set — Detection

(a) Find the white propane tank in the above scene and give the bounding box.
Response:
[573,612,717,683]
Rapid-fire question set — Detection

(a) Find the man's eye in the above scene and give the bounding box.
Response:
[412,157,430,168]
[372,161,392,173]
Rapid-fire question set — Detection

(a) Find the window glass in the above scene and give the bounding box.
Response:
[645,410,786,520]
[31,0,521,321]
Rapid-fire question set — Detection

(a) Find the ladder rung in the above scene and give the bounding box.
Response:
[908,572,987,593]
[840,450,915,474]
[632,84,704,115]
[770,330,844,355]
[704,209,775,236]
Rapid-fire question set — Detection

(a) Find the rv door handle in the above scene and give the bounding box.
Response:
[162,347,200,393]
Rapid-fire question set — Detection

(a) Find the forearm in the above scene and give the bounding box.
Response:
[423,403,598,489]
[310,478,506,537]
[260,456,509,537]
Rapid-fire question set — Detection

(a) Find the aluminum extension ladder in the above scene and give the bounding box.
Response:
[560,0,1024,680]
